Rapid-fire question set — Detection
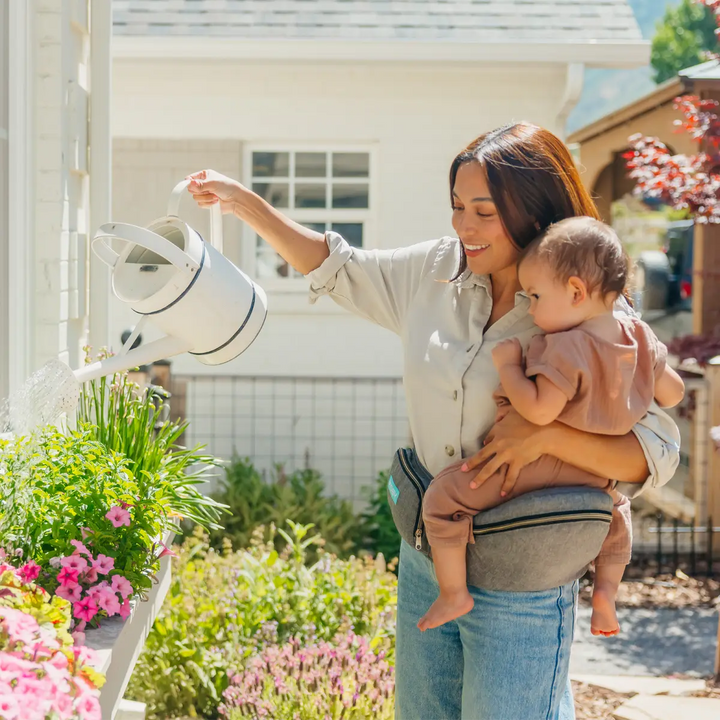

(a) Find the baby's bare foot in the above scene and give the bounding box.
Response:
[417,591,474,631]
[591,587,620,637]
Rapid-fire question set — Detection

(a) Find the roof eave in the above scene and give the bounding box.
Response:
[566,77,683,145]
[112,35,649,67]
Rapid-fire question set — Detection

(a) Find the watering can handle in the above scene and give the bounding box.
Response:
[168,179,224,253]
[91,222,198,271]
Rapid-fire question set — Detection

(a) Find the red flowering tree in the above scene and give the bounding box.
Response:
[626,1,720,222]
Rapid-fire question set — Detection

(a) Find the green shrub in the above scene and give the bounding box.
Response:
[359,470,401,567]
[127,522,397,720]
[206,457,369,561]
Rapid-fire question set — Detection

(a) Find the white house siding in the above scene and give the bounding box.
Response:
[109,59,570,501]
[33,0,92,373]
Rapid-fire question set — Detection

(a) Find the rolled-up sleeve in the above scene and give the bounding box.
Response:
[306,231,444,335]
[616,402,681,499]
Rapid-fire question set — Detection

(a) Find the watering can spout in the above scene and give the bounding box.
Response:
[73,336,193,384]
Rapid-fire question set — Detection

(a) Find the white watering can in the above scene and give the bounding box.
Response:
[74,179,268,384]
[0,181,267,434]
[1,181,268,434]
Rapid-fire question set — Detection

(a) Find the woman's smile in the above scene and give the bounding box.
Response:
[462,242,490,257]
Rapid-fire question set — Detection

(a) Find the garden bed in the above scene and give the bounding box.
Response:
[579,572,720,609]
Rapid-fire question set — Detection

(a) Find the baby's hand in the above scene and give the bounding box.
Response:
[492,338,523,370]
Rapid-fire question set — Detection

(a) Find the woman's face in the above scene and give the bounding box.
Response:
[451,161,520,276]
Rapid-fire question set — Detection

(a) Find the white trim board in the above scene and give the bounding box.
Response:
[113,37,650,68]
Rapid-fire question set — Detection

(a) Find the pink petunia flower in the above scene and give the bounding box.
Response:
[157,543,177,559]
[71,629,86,646]
[82,567,98,584]
[70,539,91,557]
[74,693,102,720]
[56,584,82,603]
[73,597,98,623]
[118,598,132,621]
[0,695,19,719]
[105,506,131,528]
[94,587,121,616]
[87,582,109,602]
[18,561,41,584]
[92,555,114,575]
[60,555,88,573]
[0,608,41,645]
[110,575,133,599]
[57,567,80,587]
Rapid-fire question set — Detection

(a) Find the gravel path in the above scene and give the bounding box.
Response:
[570,606,718,677]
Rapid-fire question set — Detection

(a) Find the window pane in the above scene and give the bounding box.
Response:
[331,223,363,248]
[256,242,294,279]
[253,182,289,208]
[252,152,289,178]
[296,152,327,178]
[306,222,327,234]
[332,184,369,209]
[332,153,369,178]
[295,183,326,209]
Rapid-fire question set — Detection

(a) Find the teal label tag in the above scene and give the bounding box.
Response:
[388,475,400,504]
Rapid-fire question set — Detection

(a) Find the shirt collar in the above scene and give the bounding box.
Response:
[457,269,530,308]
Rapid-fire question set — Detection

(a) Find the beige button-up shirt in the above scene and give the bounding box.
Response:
[308,232,680,497]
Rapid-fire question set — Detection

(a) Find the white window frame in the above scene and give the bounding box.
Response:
[4,1,31,395]
[241,143,378,293]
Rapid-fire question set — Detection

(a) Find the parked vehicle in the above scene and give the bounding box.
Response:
[634,219,693,315]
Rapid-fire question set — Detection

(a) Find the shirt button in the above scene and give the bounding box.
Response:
[445,445,455,457]
[453,390,458,400]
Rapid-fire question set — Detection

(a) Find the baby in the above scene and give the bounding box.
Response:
[418,217,685,635]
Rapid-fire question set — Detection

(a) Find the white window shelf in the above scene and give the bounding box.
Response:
[84,533,174,720]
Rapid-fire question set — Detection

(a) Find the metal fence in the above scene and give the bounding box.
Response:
[168,374,410,505]
[628,511,718,578]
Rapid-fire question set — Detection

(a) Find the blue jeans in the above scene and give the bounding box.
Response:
[395,540,577,720]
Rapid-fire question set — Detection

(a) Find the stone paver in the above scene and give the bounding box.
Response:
[571,606,717,677]
[613,695,720,720]
[570,674,708,696]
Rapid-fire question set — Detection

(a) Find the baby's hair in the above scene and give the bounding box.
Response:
[520,216,629,299]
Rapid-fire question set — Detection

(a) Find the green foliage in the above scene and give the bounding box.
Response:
[651,0,717,83]
[359,470,401,568]
[77,367,227,532]
[206,457,369,561]
[127,522,397,720]
[0,427,168,595]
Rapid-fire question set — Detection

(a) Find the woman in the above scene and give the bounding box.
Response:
[187,122,679,719]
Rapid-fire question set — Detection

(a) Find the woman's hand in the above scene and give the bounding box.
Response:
[186,169,245,214]
[463,410,548,495]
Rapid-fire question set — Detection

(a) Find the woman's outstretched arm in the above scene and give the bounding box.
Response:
[187,169,330,275]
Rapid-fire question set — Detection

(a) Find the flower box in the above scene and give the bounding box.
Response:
[84,534,174,720]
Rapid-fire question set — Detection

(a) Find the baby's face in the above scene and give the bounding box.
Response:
[518,258,583,333]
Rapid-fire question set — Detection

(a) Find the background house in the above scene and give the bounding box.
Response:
[108,0,649,503]
[0,1,112,407]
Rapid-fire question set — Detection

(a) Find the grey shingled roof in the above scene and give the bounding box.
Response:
[113,0,642,43]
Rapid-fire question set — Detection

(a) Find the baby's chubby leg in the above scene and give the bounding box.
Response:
[418,459,507,631]
[591,492,632,637]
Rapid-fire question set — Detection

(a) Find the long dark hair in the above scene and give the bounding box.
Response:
[450,122,600,278]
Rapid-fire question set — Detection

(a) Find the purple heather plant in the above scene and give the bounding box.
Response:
[219,631,394,720]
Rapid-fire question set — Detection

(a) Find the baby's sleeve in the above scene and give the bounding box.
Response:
[632,317,669,382]
[524,333,583,401]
